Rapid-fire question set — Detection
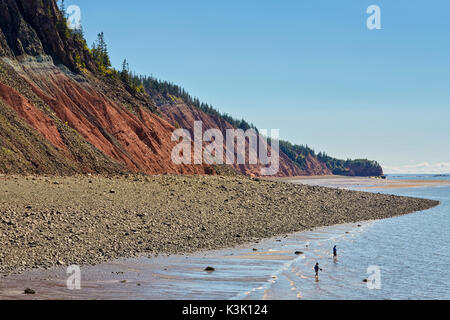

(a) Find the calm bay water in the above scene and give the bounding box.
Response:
[250,176,449,300]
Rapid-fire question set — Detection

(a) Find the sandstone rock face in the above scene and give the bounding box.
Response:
[0,0,45,57]
[0,56,214,175]
[0,0,378,177]
[159,102,332,177]
[0,0,322,177]
[0,81,67,151]
[0,0,95,71]
[0,0,217,175]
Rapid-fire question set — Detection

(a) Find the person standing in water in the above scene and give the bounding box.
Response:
[333,246,337,258]
[314,263,322,279]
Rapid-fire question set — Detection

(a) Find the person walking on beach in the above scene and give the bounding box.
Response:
[314,263,322,280]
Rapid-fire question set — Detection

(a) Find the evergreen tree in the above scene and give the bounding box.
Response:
[91,32,111,70]
[122,59,129,73]
[120,59,130,84]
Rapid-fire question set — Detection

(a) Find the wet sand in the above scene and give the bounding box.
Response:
[0,222,370,300]
[274,175,450,190]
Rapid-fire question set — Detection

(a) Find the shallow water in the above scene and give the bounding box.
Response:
[0,222,367,300]
[254,189,449,299]
[278,176,450,300]
[1,176,448,300]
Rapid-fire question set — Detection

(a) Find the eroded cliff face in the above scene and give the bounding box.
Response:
[0,0,95,70]
[0,0,214,175]
[0,55,217,175]
[0,0,375,177]
[0,0,320,177]
[156,99,332,177]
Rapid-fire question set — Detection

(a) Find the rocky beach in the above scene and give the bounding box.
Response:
[0,174,439,274]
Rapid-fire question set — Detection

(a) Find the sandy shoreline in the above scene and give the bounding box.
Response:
[270,175,450,190]
[0,174,439,275]
[0,221,372,300]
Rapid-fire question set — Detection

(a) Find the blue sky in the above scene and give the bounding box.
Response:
[64,0,450,173]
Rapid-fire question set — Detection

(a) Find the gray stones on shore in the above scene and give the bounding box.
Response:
[204,266,215,272]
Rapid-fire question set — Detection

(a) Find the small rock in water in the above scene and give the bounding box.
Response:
[24,288,35,295]
[295,251,304,255]
[204,266,215,272]
[362,279,369,283]
[252,248,258,251]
